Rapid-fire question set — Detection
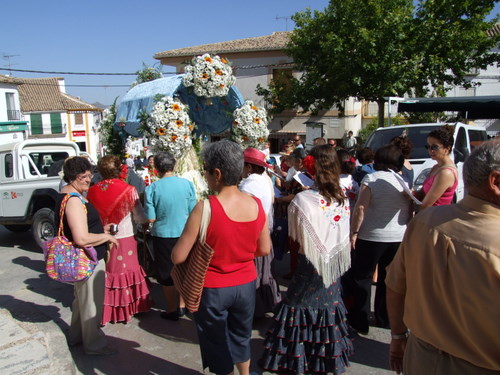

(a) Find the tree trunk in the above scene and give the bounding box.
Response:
[377,98,385,127]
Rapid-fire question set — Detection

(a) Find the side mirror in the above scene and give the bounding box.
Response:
[453,148,468,163]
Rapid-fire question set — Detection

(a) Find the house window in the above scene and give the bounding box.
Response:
[272,68,294,109]
[74,113,83,125]
[5,93,20,120]
[30,114,43,135]
[458,87,476,96]
[50,113,63,133]
[272,68,293,87]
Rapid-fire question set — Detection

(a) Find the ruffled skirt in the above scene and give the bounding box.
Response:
[255,249,282,317]
[260,254,352,374]
[101,235,154,325]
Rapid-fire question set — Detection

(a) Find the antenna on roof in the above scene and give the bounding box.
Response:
[276,15,291,31]
[2,53,20,76]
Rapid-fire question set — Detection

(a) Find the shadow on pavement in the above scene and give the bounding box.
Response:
[349,333,390,370]
[0,294,69,330]
[0,228,41,253]
[11,256,74,308]
[136,309,199,345]
[71,335,202,375]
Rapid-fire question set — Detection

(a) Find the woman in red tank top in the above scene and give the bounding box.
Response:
[172,140,271,375]
[414,125,458,209]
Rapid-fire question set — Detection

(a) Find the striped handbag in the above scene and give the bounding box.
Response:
[171,199,214,313]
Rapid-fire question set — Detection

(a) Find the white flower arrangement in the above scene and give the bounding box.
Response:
[231,100,269,149]
[147,96,195,159]
[183,53,236,98]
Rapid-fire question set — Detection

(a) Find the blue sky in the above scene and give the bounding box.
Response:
[1,0,498,107]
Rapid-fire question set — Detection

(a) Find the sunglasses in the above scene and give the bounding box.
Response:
[76,173,94,181]
[425,145,442,151]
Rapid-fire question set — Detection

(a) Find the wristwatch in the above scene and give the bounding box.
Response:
[391,330,409,340]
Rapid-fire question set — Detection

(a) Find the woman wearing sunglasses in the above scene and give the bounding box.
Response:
[414,125,458,209]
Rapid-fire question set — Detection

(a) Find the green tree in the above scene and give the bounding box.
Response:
[99,99,124,157]
[257,0,499,127]
[131,63,163,87]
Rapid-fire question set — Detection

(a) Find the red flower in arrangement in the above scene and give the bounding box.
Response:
[303,155,316,177]
[334,215,341,222]
[119,164,128,182]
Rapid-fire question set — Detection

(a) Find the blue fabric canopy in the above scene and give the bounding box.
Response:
[115,75,245,137]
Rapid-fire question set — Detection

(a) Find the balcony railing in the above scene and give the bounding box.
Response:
[7,110,21,121]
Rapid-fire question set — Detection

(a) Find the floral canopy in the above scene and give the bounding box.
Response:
[115,75,244,137]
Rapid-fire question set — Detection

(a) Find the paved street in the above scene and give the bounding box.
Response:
[0,226,393,375]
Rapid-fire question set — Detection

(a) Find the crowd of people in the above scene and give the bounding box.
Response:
[53,127,499,375]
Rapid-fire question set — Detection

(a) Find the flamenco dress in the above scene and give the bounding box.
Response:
[260,189,353,374]
[87,178,154,325]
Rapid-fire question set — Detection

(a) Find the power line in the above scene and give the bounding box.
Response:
[14,82,132,88]
[0,67,175,76]
[0,62,294,76]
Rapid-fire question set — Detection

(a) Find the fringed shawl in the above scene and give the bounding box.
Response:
[87,179,138,226]
[288,189,351,287]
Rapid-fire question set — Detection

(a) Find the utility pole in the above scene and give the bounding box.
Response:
[275,15,291,31]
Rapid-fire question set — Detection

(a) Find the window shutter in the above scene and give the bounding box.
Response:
[50,113,63,133]
[30,114,43,135]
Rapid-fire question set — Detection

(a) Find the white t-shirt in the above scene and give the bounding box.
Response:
[358,171,410,242]
[239,173,274,230]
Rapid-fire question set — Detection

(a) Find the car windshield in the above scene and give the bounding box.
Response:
[365,125,452,159]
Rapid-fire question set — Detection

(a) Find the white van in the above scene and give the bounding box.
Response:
[364,122,488,201]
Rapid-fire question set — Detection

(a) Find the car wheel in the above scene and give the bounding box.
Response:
[3,224,31,232]
[32,208,56,249]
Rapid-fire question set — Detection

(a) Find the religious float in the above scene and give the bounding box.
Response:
[114,54,270,197]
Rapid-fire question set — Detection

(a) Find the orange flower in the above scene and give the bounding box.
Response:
[219,84,225,88]
[254,118,261,124]
[233,121,239,126]
[251,105,258,110]
[204,56,213,63]
[258,137,265,143]
[243,136,249,141]
[176,120,183,127]
[221,58,228,64]
[157,127,166,136]
[215,69,223,76]
[184,135,188,139]
[201,73,209,79]
[189,125,194,131]
[171,135,178,142]
[172,104,181,111]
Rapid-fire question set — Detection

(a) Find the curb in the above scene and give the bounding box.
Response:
[0,304,76,375]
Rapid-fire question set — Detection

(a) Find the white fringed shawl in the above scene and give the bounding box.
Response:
[288,189,351,287]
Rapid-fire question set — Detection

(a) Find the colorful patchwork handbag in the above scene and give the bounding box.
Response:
[43,193,98,283]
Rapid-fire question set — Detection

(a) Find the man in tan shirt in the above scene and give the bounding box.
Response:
[386,140,500,375]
